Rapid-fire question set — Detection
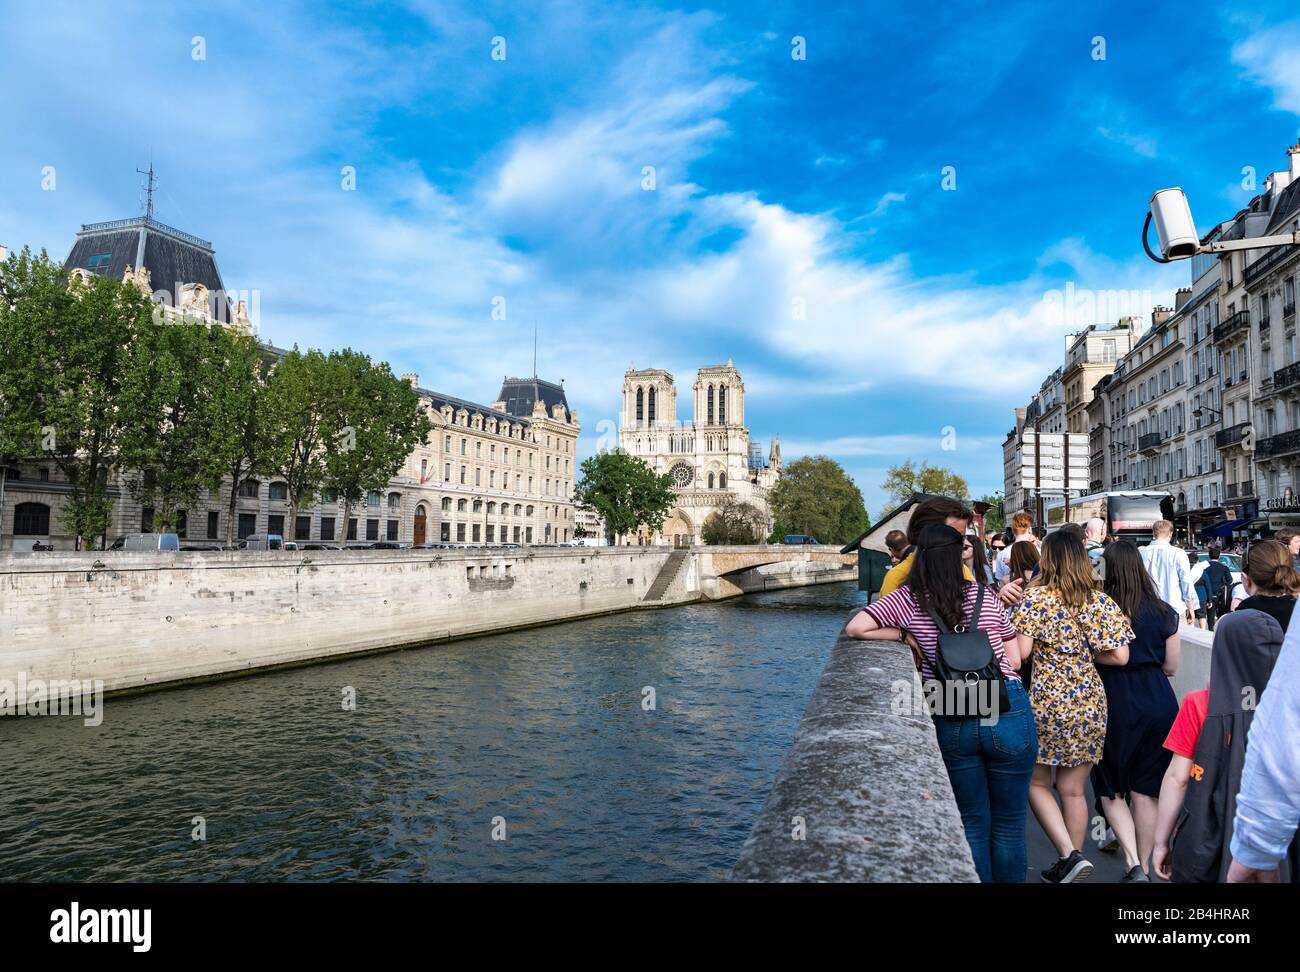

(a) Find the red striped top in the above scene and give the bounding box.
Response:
[861,582,1021,682]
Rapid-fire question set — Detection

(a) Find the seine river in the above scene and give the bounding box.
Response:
[1,582,862,882]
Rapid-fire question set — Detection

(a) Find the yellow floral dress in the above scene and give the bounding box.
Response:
[1010,588,1133,767]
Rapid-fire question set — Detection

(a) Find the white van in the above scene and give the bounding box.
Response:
[237,534,283,551]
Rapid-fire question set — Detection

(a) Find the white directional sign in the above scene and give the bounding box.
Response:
[1018,431,1090,494]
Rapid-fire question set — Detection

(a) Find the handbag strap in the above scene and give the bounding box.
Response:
[922,582,984,635]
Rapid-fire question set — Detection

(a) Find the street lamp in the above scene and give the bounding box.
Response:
[1144,188,1300,263]
[1193,406,1222,421]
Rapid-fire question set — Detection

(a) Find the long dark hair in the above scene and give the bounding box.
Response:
[1103,539,1160,620]
[910,523,969,630]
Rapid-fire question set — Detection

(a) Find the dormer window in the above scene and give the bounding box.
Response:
[87,253,112,270]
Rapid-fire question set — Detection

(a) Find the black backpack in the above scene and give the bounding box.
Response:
[923,583,1011,720]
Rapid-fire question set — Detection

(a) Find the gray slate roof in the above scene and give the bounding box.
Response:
[496,376,569,418]
[64,217,226,298]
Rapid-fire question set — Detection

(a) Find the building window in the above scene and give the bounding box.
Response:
[321,489,337,504]
[648,386,656,422]
[267,514,284,536]
[269,482,288,501]
[440,522,450,542]
[13,502,50,536]
[513,526,521,543]
[367,491,380,508]
[366,519,379,541]
[207,511,219,539]
[141,507,154,532]
[526,527,533,543]
[719,386,727,424]
[239,479,260,498]
[442,497,451,512]
[176,511,188,538]
[719,473,726,488]
[347,518,358,541]
[386,519,398,541]
[388,492,400,512]
[456,523,466,542]
[707,385,714,424]
[296,516,312,540]
[636,387,644,421]
[487,525,495,543]
[238,513,257,539]
[87,252,112,269]
[321,517,336,541]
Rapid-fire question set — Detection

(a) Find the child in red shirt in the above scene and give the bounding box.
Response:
[1152,689,1209,879]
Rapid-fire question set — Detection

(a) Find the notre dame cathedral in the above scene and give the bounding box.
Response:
[619,362,782,545]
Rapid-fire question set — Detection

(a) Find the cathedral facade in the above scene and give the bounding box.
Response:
[619,362,781,545]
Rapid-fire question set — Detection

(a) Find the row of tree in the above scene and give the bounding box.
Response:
[571,450,873,546]
[0,249,430,545]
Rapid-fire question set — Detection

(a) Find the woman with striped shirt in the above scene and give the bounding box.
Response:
[847,523,1037,882]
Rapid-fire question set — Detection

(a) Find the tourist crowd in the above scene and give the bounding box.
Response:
[848,498,1300,884]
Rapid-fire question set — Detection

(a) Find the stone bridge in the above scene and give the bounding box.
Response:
[689,544,856,599]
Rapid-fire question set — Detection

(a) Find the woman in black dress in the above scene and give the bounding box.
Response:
[1095,540,1181,882]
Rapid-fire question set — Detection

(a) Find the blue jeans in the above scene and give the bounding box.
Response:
[932,679,1038,883]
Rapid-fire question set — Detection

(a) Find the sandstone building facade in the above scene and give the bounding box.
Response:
[619,362,781,545]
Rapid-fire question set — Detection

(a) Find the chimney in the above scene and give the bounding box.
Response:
[1290,139,1300,180]
[400,372,419,389]
[1015,406,1027,437]
[1173,287,1193,311]
[1151,305,1172,327]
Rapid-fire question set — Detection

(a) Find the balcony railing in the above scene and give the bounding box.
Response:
[1213,310,1250,344]
[1137,432,1164,455]
[1274,361,1300,394]
[1215,422,1252,449]
[1241,478,1254,498]
[1258,430,1300,459]
[1244,244,1299,285]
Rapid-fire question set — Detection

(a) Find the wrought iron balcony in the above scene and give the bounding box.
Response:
[1274,361,1300,393]
[1213,310,1250,344]
[1241,478,1254,498]
[1137,431,1164,455]
[1258,429,1300,459]
[1215,422,1252,450]
[1244,244,1299,285]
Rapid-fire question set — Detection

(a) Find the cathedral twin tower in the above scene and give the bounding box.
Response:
[619,361,781,545]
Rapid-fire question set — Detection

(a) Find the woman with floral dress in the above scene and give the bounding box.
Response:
[1011,531,1133,883]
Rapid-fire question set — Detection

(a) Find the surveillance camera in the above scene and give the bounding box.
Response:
[1148,188,1199,261]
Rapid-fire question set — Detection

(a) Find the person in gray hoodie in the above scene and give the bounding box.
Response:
[1170,608,1289,882]
[1228,598,1300,882]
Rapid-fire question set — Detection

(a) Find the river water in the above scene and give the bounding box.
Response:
[1,582,863,882]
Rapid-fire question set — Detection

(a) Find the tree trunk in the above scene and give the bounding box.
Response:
[341,499,353,544]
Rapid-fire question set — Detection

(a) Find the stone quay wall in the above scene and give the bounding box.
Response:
[0,547,693,695]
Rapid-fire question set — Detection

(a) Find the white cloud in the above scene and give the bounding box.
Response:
[1233,22,1300,114]
[870,191,907,216]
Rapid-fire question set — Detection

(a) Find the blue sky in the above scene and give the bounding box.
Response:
[3,1,1300,516]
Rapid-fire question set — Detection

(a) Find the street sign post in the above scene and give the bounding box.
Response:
[1019,431,1090,523]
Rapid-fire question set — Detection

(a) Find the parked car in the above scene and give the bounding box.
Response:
[299,542,342,551]
[237,534,283,551]
[783,534,820,545]
[108,533,181,551]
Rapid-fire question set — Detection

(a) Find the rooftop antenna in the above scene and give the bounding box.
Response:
[532,321,538,380]
[136,157,157,221]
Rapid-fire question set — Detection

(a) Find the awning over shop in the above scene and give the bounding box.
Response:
[1200,517,1250,539]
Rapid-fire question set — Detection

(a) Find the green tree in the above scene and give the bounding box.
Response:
[211,343,279,545]
[700,498,767,545]
[261,348,336,530]
[322,350,432,538]
[768,455,869,545]
[975,492,1005,534]
[118,321,264,532]
[0,249,155,545]
[573,450,675,543]
[880,460,969,512]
